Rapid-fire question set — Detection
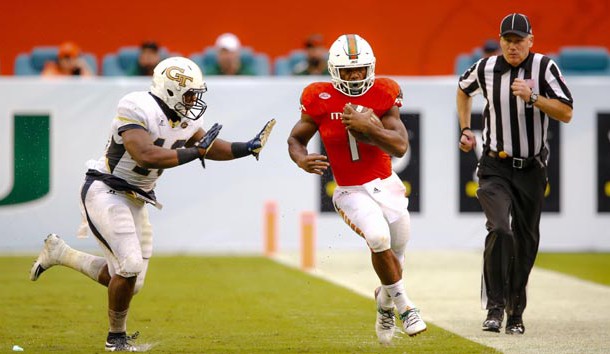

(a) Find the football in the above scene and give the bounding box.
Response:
[347,105,383,143]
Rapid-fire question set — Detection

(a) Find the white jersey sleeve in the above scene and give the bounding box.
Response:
[115,93,151,134]
[92,91,203,192]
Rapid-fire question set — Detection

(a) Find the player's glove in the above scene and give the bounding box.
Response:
[195,123,223,168]
[246,119,276,160]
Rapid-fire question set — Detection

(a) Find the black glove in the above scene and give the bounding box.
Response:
[195,123,222,168]
[246,119,276,160]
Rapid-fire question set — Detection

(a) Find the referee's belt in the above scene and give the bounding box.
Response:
[486,151,542,170]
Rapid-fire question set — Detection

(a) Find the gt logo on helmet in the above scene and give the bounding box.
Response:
[165,66,193,87]
[151,57,207,120]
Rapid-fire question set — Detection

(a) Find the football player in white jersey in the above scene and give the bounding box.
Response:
[29,57,275,352]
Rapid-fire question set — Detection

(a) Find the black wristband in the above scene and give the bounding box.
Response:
[177,147,201,165]
[231,142,251,158]
[461,127,471,134]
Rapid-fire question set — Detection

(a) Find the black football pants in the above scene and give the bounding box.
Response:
[476,155,547,317]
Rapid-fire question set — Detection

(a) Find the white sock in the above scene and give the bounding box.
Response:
[383,280,416,314]
[377,286,394,310]
[108,308,128,333]
[60,247,107,282]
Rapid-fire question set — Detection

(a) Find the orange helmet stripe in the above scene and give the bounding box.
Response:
[346,34,358,60]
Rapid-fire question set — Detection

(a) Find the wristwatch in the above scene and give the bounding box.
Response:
[528,92,539,105]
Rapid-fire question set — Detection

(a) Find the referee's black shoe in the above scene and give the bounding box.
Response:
[505,316,525,335]
[482,308,504,332]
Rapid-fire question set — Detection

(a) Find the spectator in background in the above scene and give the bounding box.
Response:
[42,41,94,76]
[293,34,329,75]
[206,33,255,75]
[128,41,161,76]
[482,39,501,57]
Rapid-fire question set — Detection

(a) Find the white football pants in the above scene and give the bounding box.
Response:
[332,172,411,260]
[80,179,153,291]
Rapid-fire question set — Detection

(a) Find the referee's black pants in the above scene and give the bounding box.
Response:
[476,154,547,317]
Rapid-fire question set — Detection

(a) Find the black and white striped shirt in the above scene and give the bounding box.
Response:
[459,53,573,158]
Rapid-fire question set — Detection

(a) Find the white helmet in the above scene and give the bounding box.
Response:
[150,57,207,120]
[327,34,376,97]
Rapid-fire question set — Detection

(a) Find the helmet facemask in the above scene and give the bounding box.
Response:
[329,62,376,97]
[174,86,207,120]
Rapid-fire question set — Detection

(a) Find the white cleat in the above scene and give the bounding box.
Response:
[374,287,396,344]
[29,234,67,281]
[400,308,427,336]
[105,332,140,352]
[376,307,396,344]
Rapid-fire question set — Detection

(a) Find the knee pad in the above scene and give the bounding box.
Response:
[366,233,391,253]
[132,259,149,295]
[133,275,145,295]
[118,254,144,278]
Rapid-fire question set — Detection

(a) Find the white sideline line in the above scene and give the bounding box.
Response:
[273,250,610,354]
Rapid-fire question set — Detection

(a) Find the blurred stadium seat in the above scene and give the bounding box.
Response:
[556,46,610,76]
[15,46,97,75]
[274,50,306,75]
[190,47,270,75]
[102,46,179,76]
[454,49,482,76]
[456,45,610,76]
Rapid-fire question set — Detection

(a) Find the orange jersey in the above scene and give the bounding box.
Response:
[300,78,403,186]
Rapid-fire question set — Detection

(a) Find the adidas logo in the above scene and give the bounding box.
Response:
[373,187,381,193]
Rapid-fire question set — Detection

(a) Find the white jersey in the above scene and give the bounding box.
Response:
[92,91,203,191]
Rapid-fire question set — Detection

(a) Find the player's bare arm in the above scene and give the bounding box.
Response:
[340,104,380,134]
[190,119,276,162]
[342,104,408,157]
[511,78,572,123]
[189,128,234,161]
[123,129,200,168]
[457,88,476,152]
[288,113,330,175]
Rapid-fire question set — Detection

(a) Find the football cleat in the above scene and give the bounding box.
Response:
[29,234,67,281]
[399,308,427,336]
[374,287,395,344]
[105,332,139,352]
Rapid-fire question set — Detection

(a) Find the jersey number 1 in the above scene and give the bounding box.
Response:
[347,131,360,161]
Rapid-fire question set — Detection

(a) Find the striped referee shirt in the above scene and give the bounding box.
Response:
[459,52,573,158]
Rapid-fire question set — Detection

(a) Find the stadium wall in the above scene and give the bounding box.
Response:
[0,77,609,253]
[1,1,609,75]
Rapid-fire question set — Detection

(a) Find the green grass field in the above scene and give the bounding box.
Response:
[2,253,608,353]
[0,256,497,353]
[535,252,610,286]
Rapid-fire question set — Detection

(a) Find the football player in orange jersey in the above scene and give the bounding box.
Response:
[288,34,426,343]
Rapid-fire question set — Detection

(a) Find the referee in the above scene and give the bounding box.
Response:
[456,13,573,335]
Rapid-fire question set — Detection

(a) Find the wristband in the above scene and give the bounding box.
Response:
[231,142,251,158]
[177,147,201,165]
[461,127,471,134]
